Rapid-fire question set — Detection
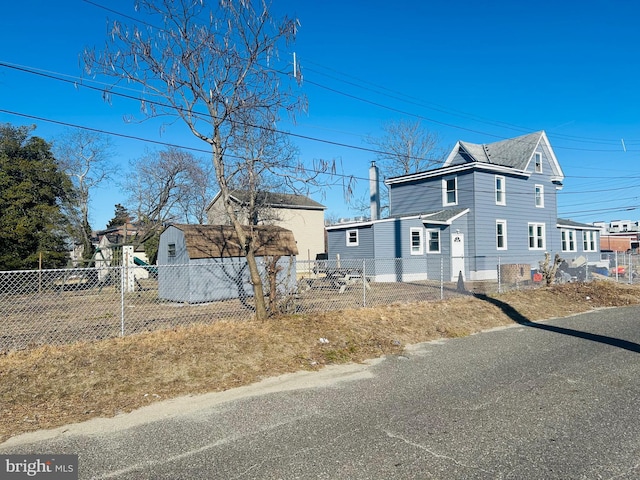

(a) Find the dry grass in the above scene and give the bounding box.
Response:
[1,281,639,444]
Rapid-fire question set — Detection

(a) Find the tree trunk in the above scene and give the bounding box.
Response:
[245,250,268,320]
[212,133,269,321]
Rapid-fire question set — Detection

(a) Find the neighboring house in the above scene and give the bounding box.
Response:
[157,224,298,303]
[206,190,326,265]
[327,131,601,282]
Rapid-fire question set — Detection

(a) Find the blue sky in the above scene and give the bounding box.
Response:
[1,0,640,230]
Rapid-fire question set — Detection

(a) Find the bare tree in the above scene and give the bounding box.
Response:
[539,252,563,287]
[368,119,446,177]
[365,119,447,216]
[55,129,114,265]
[84,0,321,319]
[127,147,213,262]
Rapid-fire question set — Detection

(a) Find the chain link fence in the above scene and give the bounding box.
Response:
[1,253,637,352]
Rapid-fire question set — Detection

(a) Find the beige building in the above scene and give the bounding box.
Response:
[206,191,326,266]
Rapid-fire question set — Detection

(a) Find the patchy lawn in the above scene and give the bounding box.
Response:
[1,281,639,444]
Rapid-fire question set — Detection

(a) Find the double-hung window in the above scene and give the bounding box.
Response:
[346,229,359,247]
[561,229,576,252]
[535,184,544,208]
[426,230,440,253]
[583,231,597,252]
[495,175,506,205]
[168,243,176,258]
[443,176,457,206]
[528,223,545,250]
[496,220,507,250]
[410,228,423,255]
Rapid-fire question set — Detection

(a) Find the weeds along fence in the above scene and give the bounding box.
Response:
[1,254,637,352]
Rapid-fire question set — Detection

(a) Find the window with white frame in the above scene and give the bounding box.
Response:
[346,229,359,246]
[443,176,457,206]
[496,220,507,250]
[410,228,423,255]
[534,152,542,173]
[583,231,597,252]
[561,229,576,252]
[528,223,545,250]
[495,175,506,205]
[535,184,544,207]
[426,229,440,253]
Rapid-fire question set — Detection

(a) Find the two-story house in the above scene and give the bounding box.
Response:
[326,131,600,282]
[206,190,326,267]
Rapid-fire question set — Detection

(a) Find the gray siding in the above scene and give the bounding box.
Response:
[158,226,296,303]
[327,224,374,260]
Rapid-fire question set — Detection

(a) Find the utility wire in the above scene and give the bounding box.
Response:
[81,0,640,150]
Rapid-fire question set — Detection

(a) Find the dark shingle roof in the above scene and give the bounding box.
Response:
[458,131,543,169]
[420,208,469,224]
[230,191,325,210]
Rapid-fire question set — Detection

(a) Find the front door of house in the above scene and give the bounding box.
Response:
[451,233,465,282]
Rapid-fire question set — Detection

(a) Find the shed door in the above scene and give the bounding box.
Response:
[451,233,465,282]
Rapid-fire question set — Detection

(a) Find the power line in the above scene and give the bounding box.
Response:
[80,0,640,151]
[302,60,639,147]
[3,107,637,220]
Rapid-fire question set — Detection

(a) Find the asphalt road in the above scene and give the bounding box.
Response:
[2,305,640,479]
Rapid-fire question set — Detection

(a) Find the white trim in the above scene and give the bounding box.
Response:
[496,219,508,250]
[426,229,441,253]
[535,184,544,208]
[375,272,428,283]
[346,229,359,247]
[442,176,458,206]
[420,208,470,225]
[410,227,423,255]
[534,151,543,173]
[385,162,529,186]
[561,229,577,252]
[469,269,498,281]
[495,175,506,205]
[528,223,546,250]
[583,230,597,252]
[556,222,600,231]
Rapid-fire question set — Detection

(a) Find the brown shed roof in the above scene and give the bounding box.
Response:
[170,224,298,258]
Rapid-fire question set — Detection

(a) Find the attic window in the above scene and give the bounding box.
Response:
[534,152,542,173]
[168,243,176,257]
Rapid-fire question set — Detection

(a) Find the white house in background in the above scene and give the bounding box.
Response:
[206,190,326,266]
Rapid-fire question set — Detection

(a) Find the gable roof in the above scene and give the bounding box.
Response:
[453,131,544,169]
[387,131,564,186]
[445,131,564,178]
[207,190,325,212]
[167,224,298,258]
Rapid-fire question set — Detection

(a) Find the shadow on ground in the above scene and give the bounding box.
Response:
[474,293,640,354]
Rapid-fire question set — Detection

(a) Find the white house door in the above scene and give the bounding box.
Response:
[451,233,465,282]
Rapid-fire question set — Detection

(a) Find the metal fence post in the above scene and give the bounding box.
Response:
[440,256,444,300]
[362,259,367,308]
[497,256,502,294]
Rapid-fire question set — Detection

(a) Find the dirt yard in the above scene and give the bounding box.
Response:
[1,280,639,444]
